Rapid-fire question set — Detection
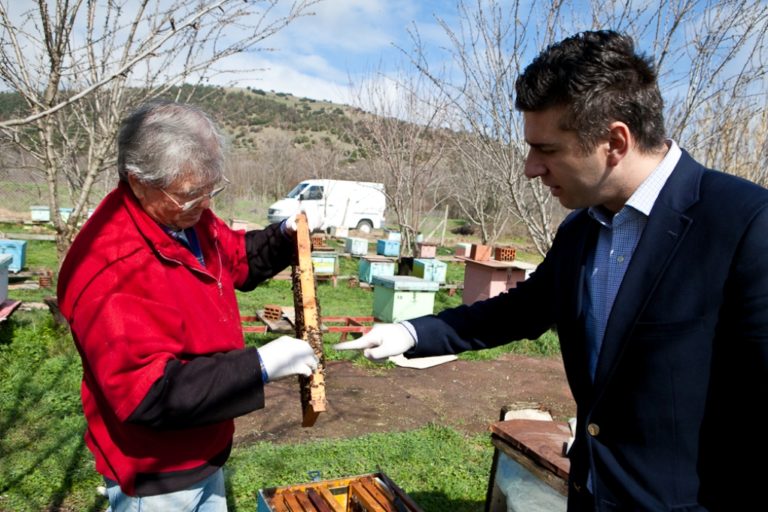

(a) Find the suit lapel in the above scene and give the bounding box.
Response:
[593,151,702,389]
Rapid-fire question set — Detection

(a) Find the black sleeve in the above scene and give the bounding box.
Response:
[127,348,266,429]
[239,222,296,291]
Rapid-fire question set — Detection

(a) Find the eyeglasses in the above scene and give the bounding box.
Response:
[161,176,230,212]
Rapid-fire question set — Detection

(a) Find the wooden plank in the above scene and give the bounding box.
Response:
[316,486,345,512]
[349,482,388,512]
[360,477,396,512]
[294,490,315,511]
[0,300,22,323]
[291,212,327,427]
[306,488,337,512]
[270,493,291,512]
[282,492,305,511]
[489,419,571,480]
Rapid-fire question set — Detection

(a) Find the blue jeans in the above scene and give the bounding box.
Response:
[105,469,227,512]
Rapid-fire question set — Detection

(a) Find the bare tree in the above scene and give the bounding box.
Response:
[594,0,768,188]
[349,69,451,257]
[445,136,512,245]
[408,0,768,256]
[406,1,566,256]
[0,0,317,260]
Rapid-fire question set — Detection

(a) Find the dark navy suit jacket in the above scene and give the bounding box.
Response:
[409,151,768,511]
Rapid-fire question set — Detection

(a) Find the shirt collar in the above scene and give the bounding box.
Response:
[589,139,681,223]
[625,139,681,216]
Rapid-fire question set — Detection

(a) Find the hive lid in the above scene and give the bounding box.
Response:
[372,275,439,291]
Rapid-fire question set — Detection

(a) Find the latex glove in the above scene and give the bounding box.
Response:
[333,323,415,362]
[258,336,319,381]
[284,210,322,234]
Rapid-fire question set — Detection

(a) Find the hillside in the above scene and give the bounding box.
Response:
[0,85,364,156]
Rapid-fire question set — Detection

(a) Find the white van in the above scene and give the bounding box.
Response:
[267,179,386,233]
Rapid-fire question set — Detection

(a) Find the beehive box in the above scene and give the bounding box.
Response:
[455,243,472,257]
[0,254,11,303]
[372,275,438,322]
[330,226,349,238]
[312,252,338,277]
[384,229,401,241]
[413,258,447,284]
[0,239,28,273]
[30,206,51,222]
[359,256,395,284]
[416,242,437,258]
[257,472,422,512]
[376,239,400,257]
[345,237,369,256]
[59,207,74,222]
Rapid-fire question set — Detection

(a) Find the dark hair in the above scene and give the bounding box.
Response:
[514,30,666,153]
[117,100,225,186]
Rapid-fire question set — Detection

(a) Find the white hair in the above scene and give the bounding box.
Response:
[117,100,226,187]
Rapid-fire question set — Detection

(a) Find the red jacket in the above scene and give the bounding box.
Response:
[58,181,292,495]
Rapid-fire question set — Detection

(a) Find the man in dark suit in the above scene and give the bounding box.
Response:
[335,30,768,510]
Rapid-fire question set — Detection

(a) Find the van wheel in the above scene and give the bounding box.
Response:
[356,220,373,234]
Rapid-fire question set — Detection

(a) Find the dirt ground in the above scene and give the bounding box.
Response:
[233,353,576,446]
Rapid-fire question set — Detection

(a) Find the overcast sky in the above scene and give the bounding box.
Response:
[213,0,457,105]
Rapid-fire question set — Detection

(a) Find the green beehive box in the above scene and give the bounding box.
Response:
[372,275,438,322]
[359,256,396,284]
[311,252,338,276]
[413,258,447,283]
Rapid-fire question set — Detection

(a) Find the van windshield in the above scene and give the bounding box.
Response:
[286,183,308,199]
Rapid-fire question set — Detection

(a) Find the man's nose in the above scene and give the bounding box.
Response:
[524,154,546,179]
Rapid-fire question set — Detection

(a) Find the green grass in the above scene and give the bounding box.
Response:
[0,230,559,511]
[227,425,491,511]
[0,312,105,512]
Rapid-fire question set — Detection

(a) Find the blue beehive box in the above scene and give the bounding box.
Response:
[376,239,400,257]
[0,239,28,273]
[413,258,447,284]
[359,256,396,284]
[372,275,439,322]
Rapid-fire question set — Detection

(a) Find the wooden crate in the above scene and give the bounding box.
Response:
[257,472,422,512]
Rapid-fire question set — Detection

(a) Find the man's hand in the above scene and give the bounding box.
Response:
[284,210,322,235]
[258,336,319,381]
[333,323,415,361]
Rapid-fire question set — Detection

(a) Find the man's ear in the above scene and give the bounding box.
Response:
[606,122,631,167]
[127,174,146,200]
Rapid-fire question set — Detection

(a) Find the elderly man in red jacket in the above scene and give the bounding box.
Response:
[58,100,317,511]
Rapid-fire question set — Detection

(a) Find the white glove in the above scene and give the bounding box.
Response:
[258,336,319,381]
[333,323,415,362]
[284,210,322,234]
